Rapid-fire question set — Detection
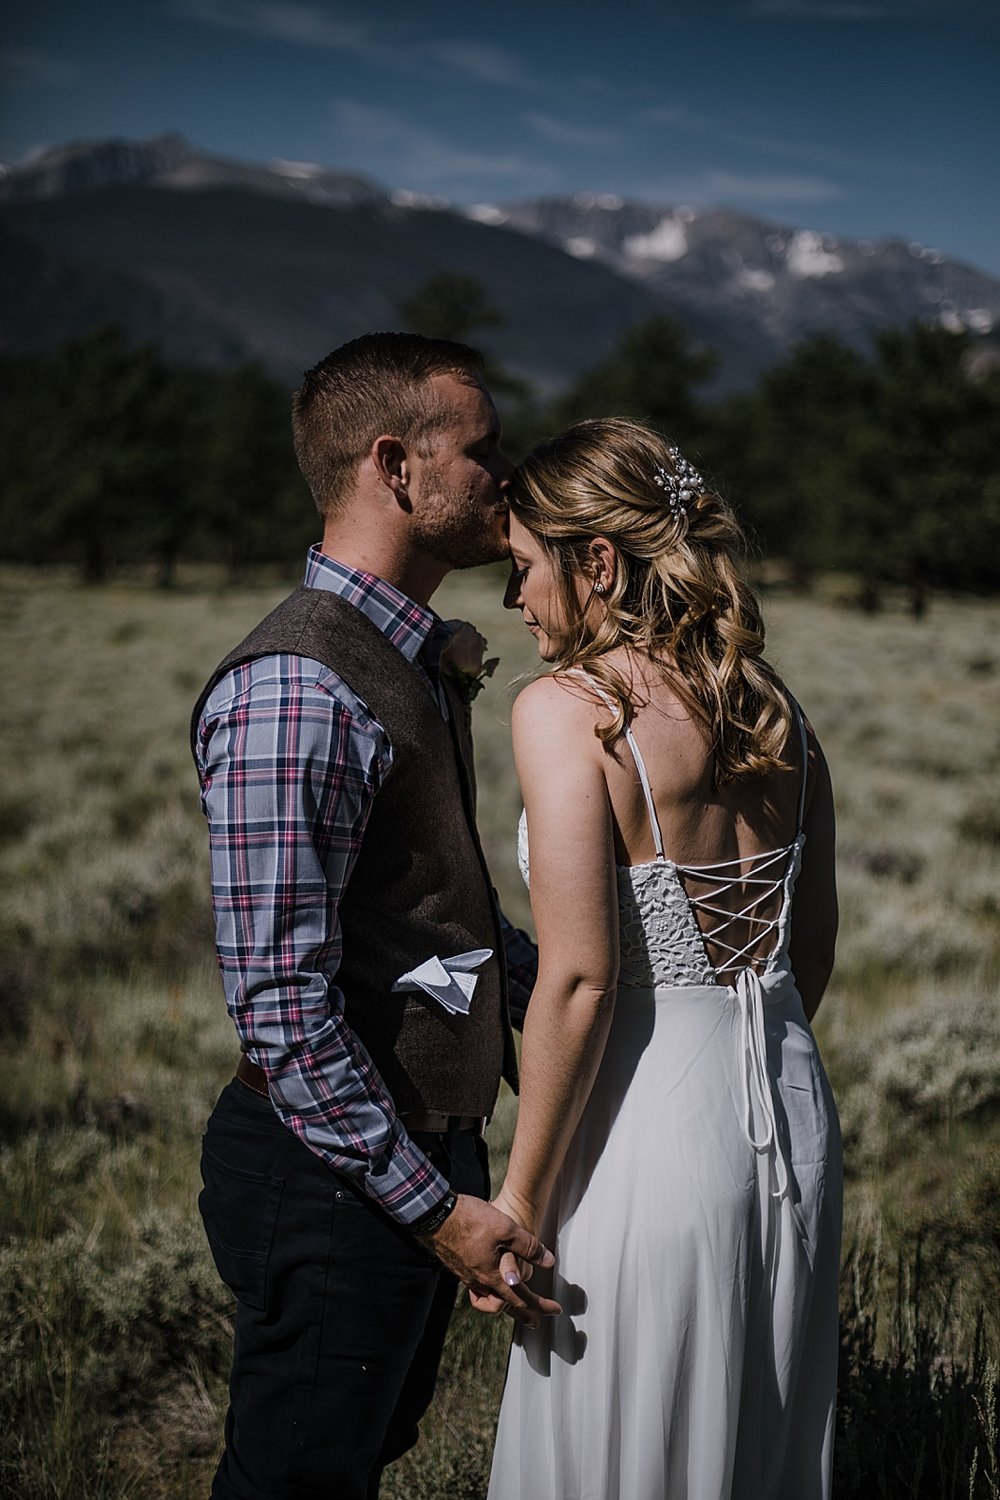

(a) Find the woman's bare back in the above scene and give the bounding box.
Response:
[565,650,814,980]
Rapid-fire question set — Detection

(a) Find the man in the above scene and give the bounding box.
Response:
[192,333,559,1500]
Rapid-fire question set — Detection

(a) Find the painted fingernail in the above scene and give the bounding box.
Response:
[504,1271,521,1287]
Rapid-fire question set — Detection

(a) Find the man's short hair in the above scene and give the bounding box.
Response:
[292,332,486,516]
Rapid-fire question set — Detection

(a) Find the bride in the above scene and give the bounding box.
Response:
[482,418,842,1500]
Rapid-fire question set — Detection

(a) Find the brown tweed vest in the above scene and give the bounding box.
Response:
[191,585,518,1116]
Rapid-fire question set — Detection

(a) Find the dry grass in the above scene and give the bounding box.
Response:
[1,566,999,1496]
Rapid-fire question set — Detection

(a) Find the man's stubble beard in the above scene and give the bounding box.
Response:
[412,464,509,571]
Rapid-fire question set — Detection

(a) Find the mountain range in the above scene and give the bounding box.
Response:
[2,133,998,395]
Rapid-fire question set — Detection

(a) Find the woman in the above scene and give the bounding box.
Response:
[484,419,842,1500]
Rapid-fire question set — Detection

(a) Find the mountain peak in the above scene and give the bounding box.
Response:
[1,133,197,198]
[1,134,997,392]
[0,133,385,208]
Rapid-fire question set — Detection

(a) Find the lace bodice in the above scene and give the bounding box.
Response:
[515,679,808,990]
[517,812,804,988]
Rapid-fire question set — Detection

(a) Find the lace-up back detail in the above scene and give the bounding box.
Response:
[517,676,809,990]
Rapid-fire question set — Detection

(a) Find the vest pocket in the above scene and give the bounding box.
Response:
[199,1143,284,1311]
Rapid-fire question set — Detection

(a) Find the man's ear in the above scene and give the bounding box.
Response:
[371,435,410,504]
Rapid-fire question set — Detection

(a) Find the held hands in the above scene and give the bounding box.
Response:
[419,1193,560,1327]
[466,1183,547,1319]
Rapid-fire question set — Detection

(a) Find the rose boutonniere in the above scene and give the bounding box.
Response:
[440,620,499,705]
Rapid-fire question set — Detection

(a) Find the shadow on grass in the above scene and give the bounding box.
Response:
[835,1238,998,1499]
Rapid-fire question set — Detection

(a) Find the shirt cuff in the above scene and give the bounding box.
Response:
[360,1118,453,1226]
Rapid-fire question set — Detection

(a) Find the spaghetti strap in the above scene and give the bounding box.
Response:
[793,701,809,832]
[623,725,665,859]
[569,668,665,859]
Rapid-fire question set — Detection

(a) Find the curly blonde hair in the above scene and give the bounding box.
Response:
[510,417,792,783]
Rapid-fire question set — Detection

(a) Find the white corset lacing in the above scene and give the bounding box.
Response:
[517,683,810,1209]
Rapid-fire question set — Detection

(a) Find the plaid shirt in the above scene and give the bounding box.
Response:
[195,546,536,1226]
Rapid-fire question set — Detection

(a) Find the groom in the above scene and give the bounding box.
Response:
[192,333,558,1500]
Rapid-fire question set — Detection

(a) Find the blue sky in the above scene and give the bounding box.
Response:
[2,0,998,273]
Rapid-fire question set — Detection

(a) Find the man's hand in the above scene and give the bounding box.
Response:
[466,1183,544,1318]
[419,1194,561,1327]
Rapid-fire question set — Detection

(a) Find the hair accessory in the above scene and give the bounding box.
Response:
[653,447,704,520]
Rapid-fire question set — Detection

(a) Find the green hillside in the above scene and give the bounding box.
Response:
[0,186,665,388]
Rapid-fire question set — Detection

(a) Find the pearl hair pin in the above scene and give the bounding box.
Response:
[653,447,704,520]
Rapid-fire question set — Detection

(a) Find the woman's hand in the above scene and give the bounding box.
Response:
[492,1182,539,1237]
[468,1182,543,1316]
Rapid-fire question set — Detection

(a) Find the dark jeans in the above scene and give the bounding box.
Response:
[199,1079,489,1500]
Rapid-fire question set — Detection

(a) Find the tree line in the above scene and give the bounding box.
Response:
[2,274,998,602]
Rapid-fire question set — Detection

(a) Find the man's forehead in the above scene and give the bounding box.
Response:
[426,372,497,428]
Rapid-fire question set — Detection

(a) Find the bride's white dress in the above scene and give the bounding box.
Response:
[488,703,842,1500]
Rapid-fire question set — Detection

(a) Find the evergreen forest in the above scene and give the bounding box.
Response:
[3,279,999,603]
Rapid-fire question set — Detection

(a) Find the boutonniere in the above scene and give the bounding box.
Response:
[440,620,499,705]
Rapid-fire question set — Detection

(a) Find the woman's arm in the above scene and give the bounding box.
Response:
[787,725,838,1022]
[495,676,620,1233]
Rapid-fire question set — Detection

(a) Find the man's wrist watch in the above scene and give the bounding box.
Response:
[411,1190,458,1238]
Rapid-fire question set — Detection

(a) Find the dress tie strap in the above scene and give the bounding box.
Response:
[736,968,789,1203]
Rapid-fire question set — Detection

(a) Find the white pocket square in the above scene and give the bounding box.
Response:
[391,949,494,1016]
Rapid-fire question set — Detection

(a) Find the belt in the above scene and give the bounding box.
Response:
[236,1054,269,1097]
[235,1057,483,1133]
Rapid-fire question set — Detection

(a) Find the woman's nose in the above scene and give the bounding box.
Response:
[503,568,521,610]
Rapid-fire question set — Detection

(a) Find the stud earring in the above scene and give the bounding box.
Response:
[594,581,606,595]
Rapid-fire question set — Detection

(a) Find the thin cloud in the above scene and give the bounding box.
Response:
[640,101,884,174]
[747,1,896,15]
[741,0,968,16]
[574,74,618,95]
[735,132,878,172]
[522,112,621,150]
[0,47,79,87]
[332,100,542,190]
[333,101,400,147]
[426,39,535,90]
[174,2,541,92]
[171,1,369,50]
[617,166,845,207]
[702,169,844,203]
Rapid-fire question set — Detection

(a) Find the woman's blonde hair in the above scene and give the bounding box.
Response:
[510,417,792,783]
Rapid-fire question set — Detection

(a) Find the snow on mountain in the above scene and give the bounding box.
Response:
[497,194,1000,352]
[786,231,845,279]
[0,133,384,209]
[2,134,998,390]
[622,215,690,264]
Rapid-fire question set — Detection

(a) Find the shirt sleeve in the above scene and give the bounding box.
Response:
[499,911,537,1031]
[196,655,450,1226]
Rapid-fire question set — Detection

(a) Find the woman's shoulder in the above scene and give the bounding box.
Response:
[511,672,608,752]
[513,669,606,718]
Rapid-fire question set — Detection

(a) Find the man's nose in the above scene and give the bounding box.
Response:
[495,451,515,488]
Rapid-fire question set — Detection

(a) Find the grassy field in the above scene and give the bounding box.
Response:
[1,565,998,1498]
